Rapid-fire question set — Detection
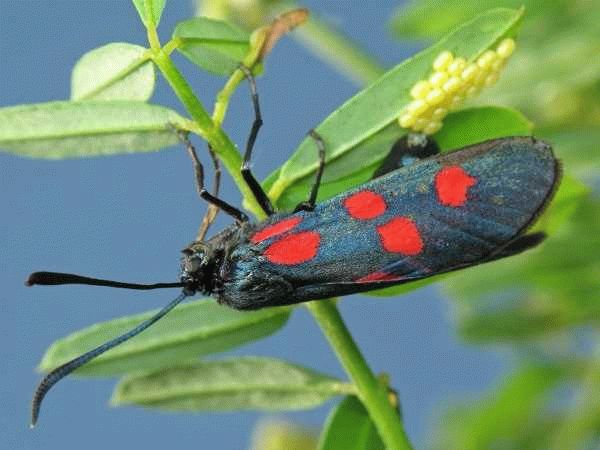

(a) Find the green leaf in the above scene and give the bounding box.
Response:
[318,396,385,450]
[0,101,186,159]
[39,300,290,376]
[71,43,155,101]
[111,357,352,411]
[431,364,566,450]
[266,8,524,208]
[173,17,250,76]
[435,106,532,149]
[131,0,166,26]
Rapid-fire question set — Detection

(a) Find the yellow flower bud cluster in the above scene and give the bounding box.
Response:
[398,38,516,135]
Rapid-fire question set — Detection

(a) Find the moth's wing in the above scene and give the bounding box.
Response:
[239,137,559,305]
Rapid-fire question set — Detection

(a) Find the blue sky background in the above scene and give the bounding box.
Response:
[1,2,508,449]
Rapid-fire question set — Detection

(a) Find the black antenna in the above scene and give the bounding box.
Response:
[30,291,189,427]
[26,271,186,290]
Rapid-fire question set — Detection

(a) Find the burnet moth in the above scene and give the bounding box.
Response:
[26,66,560,426]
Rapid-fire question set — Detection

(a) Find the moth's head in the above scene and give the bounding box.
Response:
[180,241,215,295]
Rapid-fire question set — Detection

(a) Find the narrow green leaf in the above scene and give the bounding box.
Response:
[39,300,290,376]
[131,0,166,26]
[390,0,533,40]
[173,18,250,76]
[71,43,155,101]
[318,396,384,450]
[0,101,186,158]
[111,357,352,411]
[267,8,524,206]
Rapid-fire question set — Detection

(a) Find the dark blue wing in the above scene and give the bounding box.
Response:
[229,137,559,304]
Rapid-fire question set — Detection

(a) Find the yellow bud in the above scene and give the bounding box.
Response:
[442,76,462,94]
[473,70,487,86]
[410,80,431,99]
[423,121,442,135]
[484,72,499,87]
[465,85,479,97]
[447,57,466,76]
[407,99,429,116]
[450,94,464,109]
[433,51,453,71]
[399,112,416,128]
[477,50,497,70]
[497,38,516,59]
[429,71,449,88]
[461,63,479,82]
[431,107,448,121]
[413,118,429,131]
[398,44,515,135]
[425,88,445,106]
[491,58,504,73]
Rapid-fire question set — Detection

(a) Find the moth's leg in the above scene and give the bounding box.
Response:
[239,64,275,216]
[196,145,221,240]
[294,130,326,212]
[178,130,249,223]
[372,133,440,179]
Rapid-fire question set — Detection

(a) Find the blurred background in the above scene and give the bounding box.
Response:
[1,1,598,449]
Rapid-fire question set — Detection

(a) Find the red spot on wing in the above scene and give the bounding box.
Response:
[434,165,477,207]
[344,190,386,220]
[356,271,405,283]
[250,217,302,244]
[377,217,423,255]
[264,231,320,265]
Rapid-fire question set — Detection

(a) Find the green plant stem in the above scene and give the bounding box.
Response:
[213,29,266,126]
[306,300,413,450]
[270,1,386,85]
[143,0,161,51]
[213,69,247,126]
